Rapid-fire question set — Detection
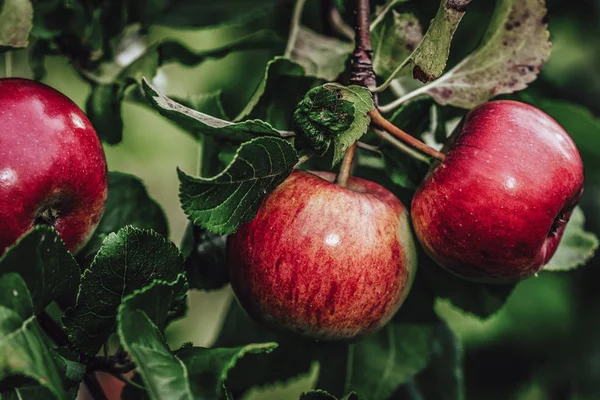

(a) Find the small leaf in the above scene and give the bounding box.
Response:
[179,136,298,235]
[63,227,185,357]
[545,207,598,271]
[143,79,291,141]
[0,0,33,49]
[0,226,80,313]
[293,83,374,165]
[316,322,437,399]
[425,0,551,108]
[289,27,353,81]
[372,11,423,79]
[77,172,169,268]
[0,274,65,399]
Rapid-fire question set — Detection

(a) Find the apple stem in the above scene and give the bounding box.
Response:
[369,108,446,161]
[335,142,357,187]
[4,52,12,78]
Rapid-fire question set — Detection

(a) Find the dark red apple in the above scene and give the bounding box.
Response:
[0,78,108,255]
[411,100,584,283]
[227,170,416,340]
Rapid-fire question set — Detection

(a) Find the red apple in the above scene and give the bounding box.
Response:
[0,78,108,255]
[227,170,416,340]
[411,100,584,283]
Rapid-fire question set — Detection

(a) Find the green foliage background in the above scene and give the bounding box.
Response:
[2,0,600,399]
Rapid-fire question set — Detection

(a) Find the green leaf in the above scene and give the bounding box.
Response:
[159,0,288,30]
[63,227,185,357]
[142,79,292,141]
[300,391,360,400]
[178,136,298,235]
[0,226,80,313]
[159,31,285,67]
[424,0,551,108]
[174,343,279,399]
[213,301,314,395]
[371,10,423,79]
[293,83,374,165]
[289,27,353,81]
[0,274,65,399]
[234,56,310,123]
[77,172,169,268]
[545,207,599,271]
[118,276,276,400]
[0,0,33,49]
[401,322,465,400]
[316,322,436,399]
[421,251,516,318]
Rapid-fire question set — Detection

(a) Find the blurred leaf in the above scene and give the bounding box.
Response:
[214,301,314,395]
[184,226,228,291]
[397,322,465,400]
[159,0,290,29]
[421,252,516,318]
[383,148,428,190]
[316,322,436,399]
[77,172,169,269]
[545,207,598,271]
[64,227,185,357]
[290,27,352,81]
[293,83,374,165]
[179,136,298,235]
[143,79,293,141]
[425,0,551,108]
[174,343,278,399]
[0,0,33,49]
[0,274,65,399]
[234,56,313,127]
[300,391,360,400]
[372,10,422,79]
[160,31,285,67]
[0,226,80,313]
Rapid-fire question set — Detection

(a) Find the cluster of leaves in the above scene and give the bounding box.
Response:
[1,0,600,399]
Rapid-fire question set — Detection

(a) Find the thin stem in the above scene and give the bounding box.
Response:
[112,373,146,391]
[284,0,309,58]
[369,109,445,161]
[372,128,430,163]
[372,57,409,93]
[335,143,357,187]
[328,2,354,40]
[294,153,312,168]
[4,52,12,78]
[370,0,399,31]
[356,141,381,153]
[84,373,108,400]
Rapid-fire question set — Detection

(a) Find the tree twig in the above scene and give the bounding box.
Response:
[284,0,309,58]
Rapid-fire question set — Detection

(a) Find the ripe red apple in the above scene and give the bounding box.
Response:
[411,100,584,283]
[227,170,416,340]
[0,78,108,255]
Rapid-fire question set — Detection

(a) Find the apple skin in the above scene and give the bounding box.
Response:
[411,100,584,283]
[227,170,417,340]
[0,78,108,255]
